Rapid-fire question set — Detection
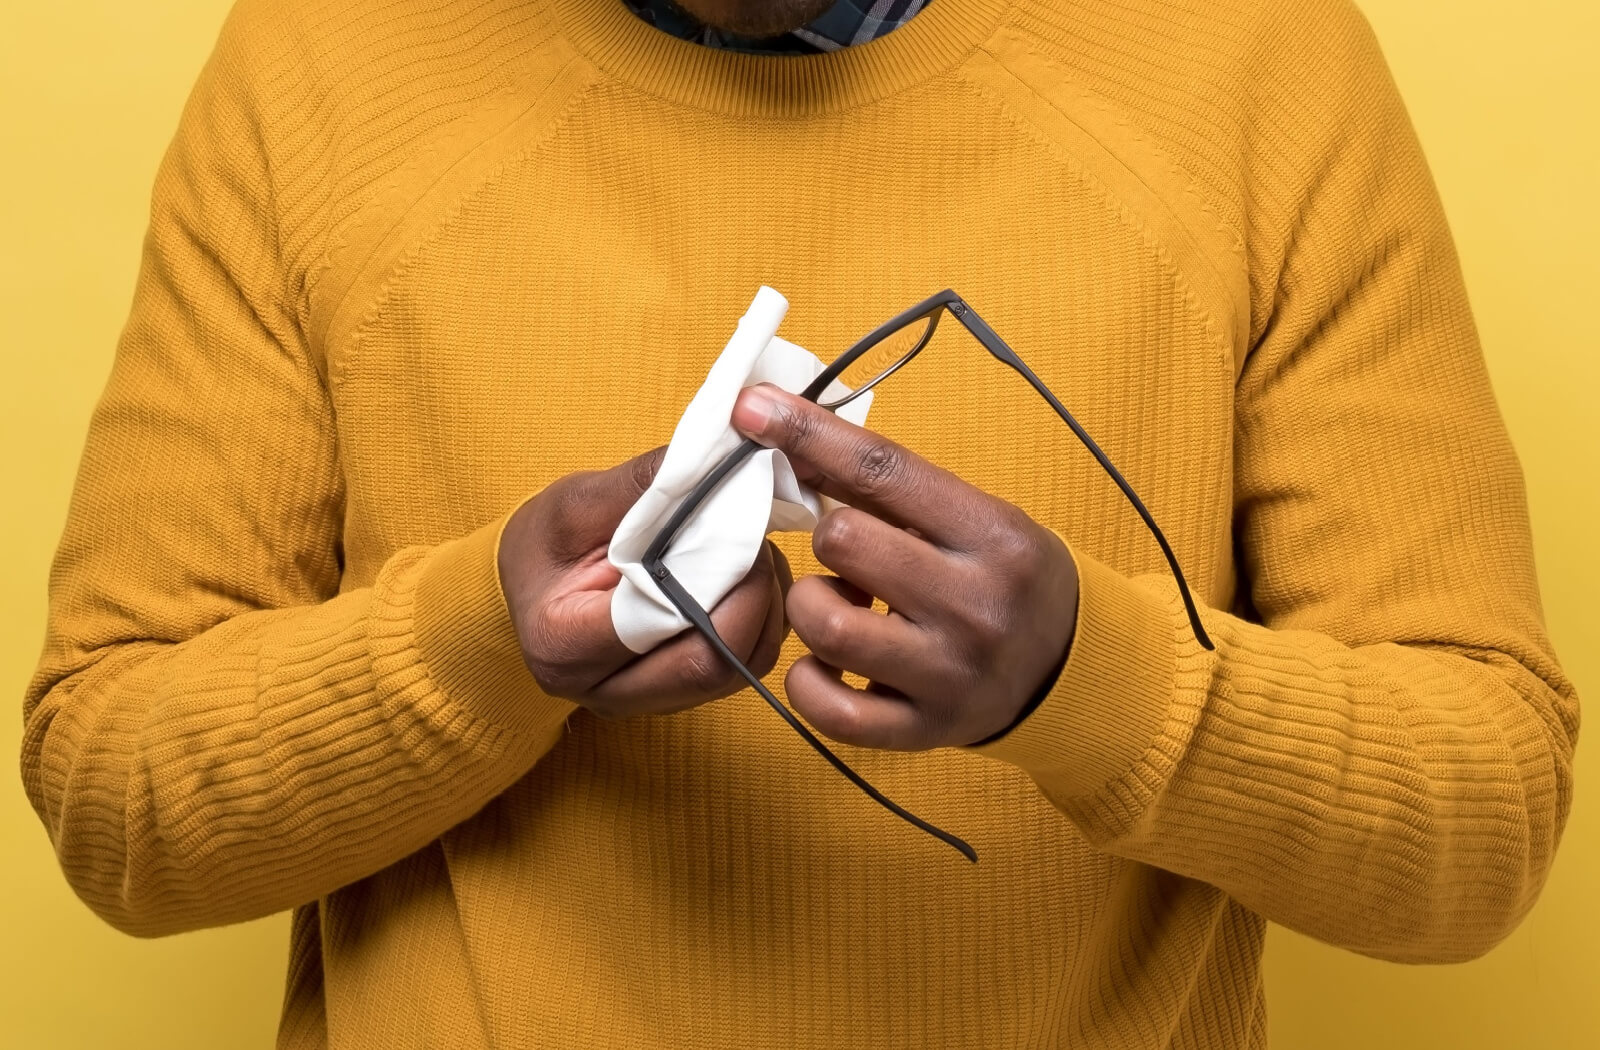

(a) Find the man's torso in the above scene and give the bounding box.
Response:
[261,0,1272,1044]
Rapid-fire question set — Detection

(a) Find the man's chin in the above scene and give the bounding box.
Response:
[672,0,840,39]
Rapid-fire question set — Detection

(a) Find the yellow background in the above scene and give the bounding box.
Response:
[2,1,1594,1046]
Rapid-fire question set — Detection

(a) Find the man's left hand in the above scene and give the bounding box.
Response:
[730,382,1080,750]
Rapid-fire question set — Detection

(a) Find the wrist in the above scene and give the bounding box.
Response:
[959,545,1179,800]
[966,632,1072,746]
[414,503,578,739]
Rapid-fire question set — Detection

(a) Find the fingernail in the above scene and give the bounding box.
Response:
[732,386,776,437]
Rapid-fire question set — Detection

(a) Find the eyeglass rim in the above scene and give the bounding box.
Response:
[632,289,1217,864]
[802,291,957,410]
[641,288,1216,656]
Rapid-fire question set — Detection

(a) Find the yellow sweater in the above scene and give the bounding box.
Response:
[22,0,1580,1046]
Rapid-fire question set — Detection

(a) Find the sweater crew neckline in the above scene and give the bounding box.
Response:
[551,0,1014,115]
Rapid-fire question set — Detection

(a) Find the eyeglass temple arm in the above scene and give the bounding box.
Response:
[632,291,1211,865]
[641,561,978,863]
[638,438,977,861]
[945,298,1216,652]
[640,439,762,571]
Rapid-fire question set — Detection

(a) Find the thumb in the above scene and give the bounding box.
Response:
[603,443,668,511]
[557,444,667,541]
[537,448,662,569]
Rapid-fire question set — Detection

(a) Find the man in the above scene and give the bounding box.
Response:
[21,0,1579,1046]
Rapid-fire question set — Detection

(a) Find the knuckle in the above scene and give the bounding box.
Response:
[768,396,813,445]
[962,594,1013,650]
[680,642,735,695]
[525,660,562,696]
[630,446,666,494]
[811,510,857,562]
[1015,518,1052,567]
[815,698,867,743]
[973,512,1045,588]
[852,442,903,496]
[524,614,585,696]
[814,607,856,655]
[527,658,579,699]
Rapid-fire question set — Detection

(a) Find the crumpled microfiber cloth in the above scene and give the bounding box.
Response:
[607,286,874,655]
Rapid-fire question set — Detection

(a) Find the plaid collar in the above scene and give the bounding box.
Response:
[621,0,932,54]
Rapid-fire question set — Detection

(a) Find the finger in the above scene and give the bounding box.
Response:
[767,538,794,601]
[786,575,936,697]
[744,559,790,680]
[544,444,668,560]
[587,545,779,712]
[704,543,783,667]
[600,443,669,510]
[730,384,987,550]
[803,566,873,610]
[809,506,953,621]
[785,655,929,751]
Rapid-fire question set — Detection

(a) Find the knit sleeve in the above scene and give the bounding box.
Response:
[19,4,576,938]
[962,0,1579,964]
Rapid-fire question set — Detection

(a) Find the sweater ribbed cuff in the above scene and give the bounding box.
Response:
[959,542,1175,798]
[412,502,579,741]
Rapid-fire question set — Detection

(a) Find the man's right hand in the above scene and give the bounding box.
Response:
[498,446,791,719]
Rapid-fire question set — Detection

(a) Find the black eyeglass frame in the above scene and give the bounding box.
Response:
[640,290,1215,863]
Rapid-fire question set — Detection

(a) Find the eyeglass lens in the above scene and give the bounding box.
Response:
[816,310,940,411]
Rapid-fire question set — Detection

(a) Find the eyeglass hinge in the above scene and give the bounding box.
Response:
[949,300,968,317]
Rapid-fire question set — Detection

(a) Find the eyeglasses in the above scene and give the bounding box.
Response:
[641,290,1215,863]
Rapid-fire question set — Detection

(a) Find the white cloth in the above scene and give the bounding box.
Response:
[608,287,873,654]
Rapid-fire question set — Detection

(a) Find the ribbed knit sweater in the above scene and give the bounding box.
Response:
[22,0,1580,1047]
